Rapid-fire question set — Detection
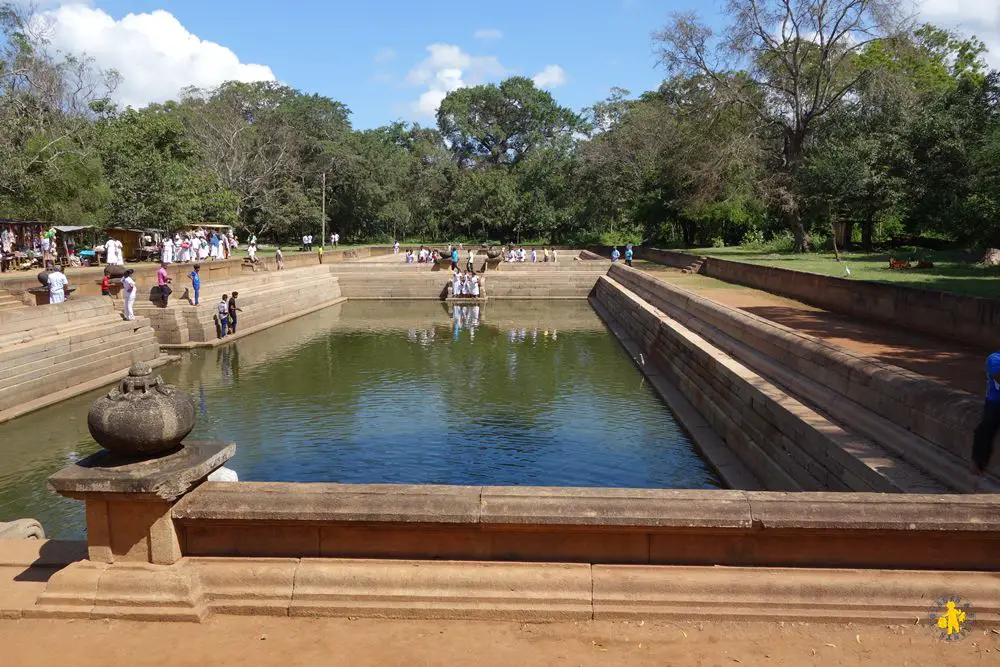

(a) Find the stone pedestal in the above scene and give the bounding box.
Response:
[49,441,234,564]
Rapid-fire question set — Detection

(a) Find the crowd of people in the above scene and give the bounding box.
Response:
[161,229,237,264]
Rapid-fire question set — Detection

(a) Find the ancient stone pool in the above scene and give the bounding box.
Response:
[0,300,721,538]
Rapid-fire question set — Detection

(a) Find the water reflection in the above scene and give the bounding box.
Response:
[0,300,722,539]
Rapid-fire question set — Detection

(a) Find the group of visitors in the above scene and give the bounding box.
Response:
[610,244,635,267]
[406,246,441,264]
[216,293,243,338]
[450,267,483,298]
[161,229,235,264]
[504,246,557,263]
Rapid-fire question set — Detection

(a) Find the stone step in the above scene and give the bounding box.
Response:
[0,318,154,377]
[0,298,115,339]
[0,320,155,382]
[595,276,948,494]
[0,337,159,412]
[0,306,134,350]
[0,326,157,392]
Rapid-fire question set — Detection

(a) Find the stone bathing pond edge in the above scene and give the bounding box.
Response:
[5,249,1000,623]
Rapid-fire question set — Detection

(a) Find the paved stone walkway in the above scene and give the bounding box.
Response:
[634,261,988,396]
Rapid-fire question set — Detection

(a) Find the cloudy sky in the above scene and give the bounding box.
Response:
[16,0,1000,129]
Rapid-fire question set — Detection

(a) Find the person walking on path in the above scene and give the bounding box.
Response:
[275,247,284,270]
[317,244,324,264]
[157,262,172,306]
[393,241,400,255]
[122,269,137,321]
[451,246,460,271]
[625,244,634,267]
[100,270,111,297]
[47,264,68,304]
[217,294,229,338]
[227,292,243,335]
[188,264,201,305]
[972,351,1000,477]
[611,246,621,262]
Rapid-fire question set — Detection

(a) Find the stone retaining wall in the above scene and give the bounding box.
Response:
[591,274,957,491]
[604,265,988,479]
[641,248,1000,349]
[170,482,1000,571]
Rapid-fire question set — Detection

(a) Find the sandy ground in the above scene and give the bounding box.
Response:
[635,262,987,395]
[0,616,995,667]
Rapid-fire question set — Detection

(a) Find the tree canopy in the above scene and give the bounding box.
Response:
[2,0,1000,253]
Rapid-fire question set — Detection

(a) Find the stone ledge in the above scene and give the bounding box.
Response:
[480,487,752,528]
[172,482,483,524]
[747,492,1000,531]
[172,482,1000,535]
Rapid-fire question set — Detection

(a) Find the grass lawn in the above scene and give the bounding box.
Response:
[685,246,1000,300]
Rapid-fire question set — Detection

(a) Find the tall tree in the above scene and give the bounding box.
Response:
[437,77,584,167]
[654,0,906,250]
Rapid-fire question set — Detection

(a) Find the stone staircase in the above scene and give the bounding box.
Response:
[0,288,21,312]
[0,297,160,419]
[681,256,707,274]
[132,265,344,346]
[600,265,999,493]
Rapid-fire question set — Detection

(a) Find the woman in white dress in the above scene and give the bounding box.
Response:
[470,272,480,298]
[161,236,174,264]
[122,269,137,321]
[451,268,460,298]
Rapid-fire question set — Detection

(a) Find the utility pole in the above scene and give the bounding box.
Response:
[320,172,326,249]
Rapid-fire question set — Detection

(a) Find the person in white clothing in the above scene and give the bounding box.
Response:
[519,247,527,262]
[451,268,461,298]
[161,236,174,264]
[47,266,68,304]
[247,242,258,263]
[470,272,480,297]
[393,241,400,255]
[530,248,537,263]
[122,269,137,320]
[104,237,118,266]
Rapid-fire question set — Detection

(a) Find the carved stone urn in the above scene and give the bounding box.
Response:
[87,362,196,458]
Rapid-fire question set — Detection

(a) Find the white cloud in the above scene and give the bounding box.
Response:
[31,4,275,109]
[919,0,1000,67]
[473,28,503,41]
[373,47,396,64]
[405,43,505,117]
[532,64,567,88]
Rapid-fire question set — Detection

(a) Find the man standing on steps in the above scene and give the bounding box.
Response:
[227,292,243,335]
[217,294,229,338]
[156,262,172,306]
[625,243,634,267]
[972,352,1000,478]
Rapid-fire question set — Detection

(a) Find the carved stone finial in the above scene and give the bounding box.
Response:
[87,363,196,458]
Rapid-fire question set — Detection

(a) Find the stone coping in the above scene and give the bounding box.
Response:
[172,482,1000,532]
[50,441,235,501]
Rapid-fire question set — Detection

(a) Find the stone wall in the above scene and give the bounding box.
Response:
[604,265,988,480]
[171,481,1000,571]
[641,248,1000,349]
[590,273,967,491]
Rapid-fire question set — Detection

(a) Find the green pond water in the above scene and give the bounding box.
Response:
[0,300,722,539]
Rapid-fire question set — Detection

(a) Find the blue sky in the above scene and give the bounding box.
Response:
[30,0,1000,130]
[41,0,719,128]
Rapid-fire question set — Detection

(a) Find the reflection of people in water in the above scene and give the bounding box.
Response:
[199,383,207,417]
[220,347,232,384]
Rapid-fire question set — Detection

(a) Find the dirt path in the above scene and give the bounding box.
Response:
[635,262,988,396]
[0,616,994,667]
